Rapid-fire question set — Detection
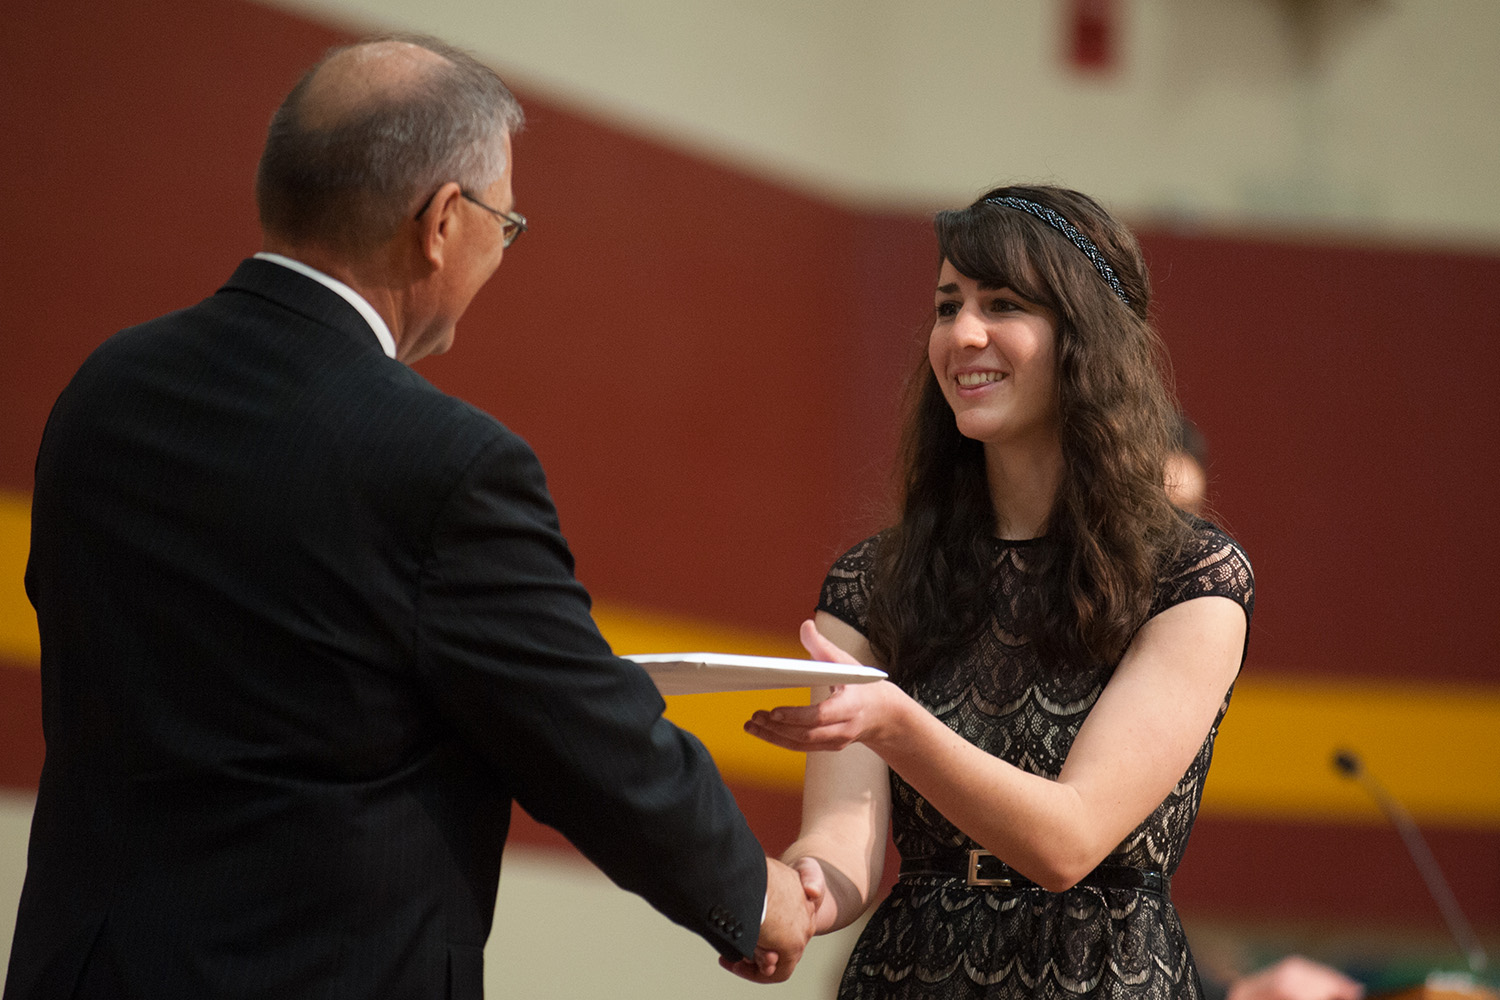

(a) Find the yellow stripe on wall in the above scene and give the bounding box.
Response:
[0,492,38,664]
[1206,678,1500,827]
[2,491,1496,826]
[592,604,812,790]
[594,604,1500,828]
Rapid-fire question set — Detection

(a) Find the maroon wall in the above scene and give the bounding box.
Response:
[1143,233,1500,683]
[7,0,1498,682]
[0,0,930,633]
[4,0,1499,935]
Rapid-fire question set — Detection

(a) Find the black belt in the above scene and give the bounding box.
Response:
[899,848,1170,895]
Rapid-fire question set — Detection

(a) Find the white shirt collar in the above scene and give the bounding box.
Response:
[253,252,398,360]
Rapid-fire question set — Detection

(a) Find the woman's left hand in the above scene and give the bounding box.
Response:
[745,681,903,752]
[745,622,908,752]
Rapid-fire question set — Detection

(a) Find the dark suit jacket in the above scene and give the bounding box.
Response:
[6,259,766,999]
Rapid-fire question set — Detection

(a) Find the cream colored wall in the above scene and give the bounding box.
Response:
[0,794,28,989]
[486,845,865,998]
[262,0,1500,246]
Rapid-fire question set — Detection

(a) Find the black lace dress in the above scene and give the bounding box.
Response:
[816,521,1254,1000]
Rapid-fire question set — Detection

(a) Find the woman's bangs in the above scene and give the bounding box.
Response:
[938,205,1055,308]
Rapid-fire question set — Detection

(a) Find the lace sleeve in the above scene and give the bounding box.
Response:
[815,535,880,636]
[1151,518,1255,623]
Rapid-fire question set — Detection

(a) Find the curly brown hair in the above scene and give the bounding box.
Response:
[867,185,1189,683]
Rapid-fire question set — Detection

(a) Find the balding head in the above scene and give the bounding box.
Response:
[255,34,523,256]
[297,40,448,129]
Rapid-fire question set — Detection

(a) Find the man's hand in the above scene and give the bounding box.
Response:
[1227,956,1364,1000]
[718,857,820,983]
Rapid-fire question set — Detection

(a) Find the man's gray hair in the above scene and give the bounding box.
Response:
[256,33,524,253]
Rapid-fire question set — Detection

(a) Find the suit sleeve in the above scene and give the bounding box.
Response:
[411,427,766,959]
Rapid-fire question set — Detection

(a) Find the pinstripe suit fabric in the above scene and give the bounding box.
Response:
[6,259,764,999]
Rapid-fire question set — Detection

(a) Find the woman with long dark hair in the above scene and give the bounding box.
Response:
[743,185,1253,999]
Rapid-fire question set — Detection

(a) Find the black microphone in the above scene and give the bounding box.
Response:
[1332,749,1488,974]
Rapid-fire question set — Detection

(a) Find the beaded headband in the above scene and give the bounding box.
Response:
[983,196,1130,306]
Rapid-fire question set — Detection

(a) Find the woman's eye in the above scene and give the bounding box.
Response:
[989,298,1020,313]
[935,301,959,318]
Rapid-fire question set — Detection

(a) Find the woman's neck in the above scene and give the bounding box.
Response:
[984,439,1064,540]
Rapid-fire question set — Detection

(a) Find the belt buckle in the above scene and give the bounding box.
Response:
[966,849,1012,887]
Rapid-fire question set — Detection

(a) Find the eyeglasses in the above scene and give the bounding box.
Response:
[413,187,528,248]
[460,191,527,248]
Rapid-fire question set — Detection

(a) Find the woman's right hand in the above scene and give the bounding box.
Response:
[788,856,844,935]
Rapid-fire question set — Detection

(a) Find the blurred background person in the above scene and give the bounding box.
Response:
[1165,416,1365,1000]
[1220,956,1364,1000]
[1167,413,1210,515]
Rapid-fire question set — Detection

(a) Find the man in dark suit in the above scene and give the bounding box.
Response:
[6,34,814,999]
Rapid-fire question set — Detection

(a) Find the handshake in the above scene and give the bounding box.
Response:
[719,855,832,984]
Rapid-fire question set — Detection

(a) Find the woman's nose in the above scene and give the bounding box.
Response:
[951,306,989,348]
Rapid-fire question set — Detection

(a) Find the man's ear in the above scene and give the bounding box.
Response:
[415,181,465,269]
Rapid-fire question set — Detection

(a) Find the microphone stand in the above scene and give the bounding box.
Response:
[1333,750,1488,978]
